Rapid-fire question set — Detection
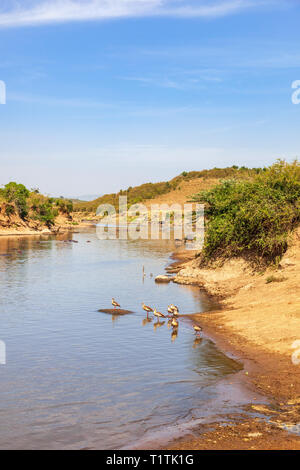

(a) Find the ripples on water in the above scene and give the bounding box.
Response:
[0,229,246,449]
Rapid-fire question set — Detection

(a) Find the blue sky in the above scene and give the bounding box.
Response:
[0,0,300,197]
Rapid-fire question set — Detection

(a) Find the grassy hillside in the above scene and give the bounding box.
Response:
[73,166,261,213]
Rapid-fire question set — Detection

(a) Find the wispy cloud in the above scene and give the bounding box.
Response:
[120,76,188,90]
[0,1,279,28]
[120,70,222,90]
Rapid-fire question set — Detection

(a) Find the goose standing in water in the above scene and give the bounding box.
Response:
[172,306,179,316]
[142,302,153,318]
[193,324,202,336]
[168,304,179,316]
[112,298,121,309]
[167,305,174,316]
[153,308,166,321]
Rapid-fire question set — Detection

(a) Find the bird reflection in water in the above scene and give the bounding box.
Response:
[142,317,153,326]
[111,314,120,325]
[153,320,165,332]
[193,337,202,349]
[171,327,178,343]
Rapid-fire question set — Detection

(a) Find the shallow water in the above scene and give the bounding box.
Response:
[0,229,247,449]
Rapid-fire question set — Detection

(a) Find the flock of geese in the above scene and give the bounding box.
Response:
[111,298,203,336]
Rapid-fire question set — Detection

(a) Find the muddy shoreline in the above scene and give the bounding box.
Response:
[164,242,300,450]
[0,220,95,237]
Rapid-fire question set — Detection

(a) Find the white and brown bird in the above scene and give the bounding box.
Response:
[167,305,174,315]
[153,308,166,321]
[193,324,202,335]
[142,302,153,317]
[172,306,179,316]
[168,304,179,315]
[112,298,121,309]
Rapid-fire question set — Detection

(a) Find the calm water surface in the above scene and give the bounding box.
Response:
[0,229,247,449]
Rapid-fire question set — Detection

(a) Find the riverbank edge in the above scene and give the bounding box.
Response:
[0,220,95,237]
[164,242,300,450]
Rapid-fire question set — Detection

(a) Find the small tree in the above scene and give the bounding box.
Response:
[3,182,30,219]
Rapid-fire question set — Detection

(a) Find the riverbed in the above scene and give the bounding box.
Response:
[0,228,254,449]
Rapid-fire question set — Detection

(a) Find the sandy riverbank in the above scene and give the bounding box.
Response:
[165,229,300,450]
[0,219,95,237]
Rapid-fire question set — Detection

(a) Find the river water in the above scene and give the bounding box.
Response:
[0,228,251,449]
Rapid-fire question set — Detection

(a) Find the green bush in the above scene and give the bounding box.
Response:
[2,182,30,219]
[55,198,73,214]
[32,201,57,227]
[5,204,15,216]
[191,160,300,263]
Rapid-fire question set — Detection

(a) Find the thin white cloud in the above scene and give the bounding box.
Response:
[0,1,278,28]
[120,70,222,90]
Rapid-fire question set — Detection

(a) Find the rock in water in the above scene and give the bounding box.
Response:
[155,275,174,283]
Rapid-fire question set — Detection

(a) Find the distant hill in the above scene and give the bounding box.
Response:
[70,194,102,202]
[73,166,262,213]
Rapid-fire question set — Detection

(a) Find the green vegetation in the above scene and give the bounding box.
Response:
[0,182,73,227]
[29,197,58,227]
[55,198,73,214]
[0,182,30,218]
[191,160,300,264]
[5,204,15,216]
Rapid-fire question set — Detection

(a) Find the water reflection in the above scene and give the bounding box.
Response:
[0,229,243,450]
[171,328,178,343]
[111,314,121,324]
[142,317,152,326]
[153,320,165,331]
[193,337,202,349]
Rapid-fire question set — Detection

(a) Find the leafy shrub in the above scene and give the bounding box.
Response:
[5,204,15,216]
[191,160,300,263]
[32,201,57,227]
[2,182,30,219]
[55,198,73,214]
